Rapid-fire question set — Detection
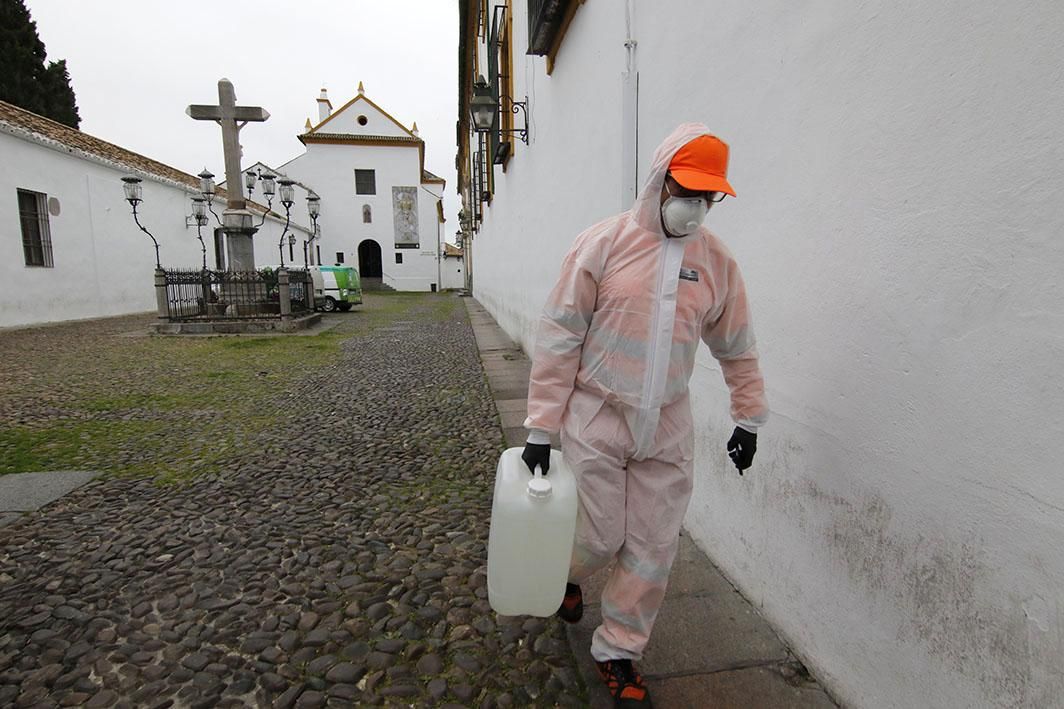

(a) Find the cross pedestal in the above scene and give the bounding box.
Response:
[223,209,258,272]
[223,210,261,314]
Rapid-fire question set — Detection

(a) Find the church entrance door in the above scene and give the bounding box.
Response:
[358,239,383,278]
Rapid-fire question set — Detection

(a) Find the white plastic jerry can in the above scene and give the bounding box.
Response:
[487,447,578,617]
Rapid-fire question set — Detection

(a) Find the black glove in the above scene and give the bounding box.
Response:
[521,442,551,475]
[727,427,757,475]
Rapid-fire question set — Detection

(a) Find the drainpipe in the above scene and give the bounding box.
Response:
[621,0,639,210]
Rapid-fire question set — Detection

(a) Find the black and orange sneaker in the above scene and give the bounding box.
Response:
[596,658,652,707]
[556,582,583,623]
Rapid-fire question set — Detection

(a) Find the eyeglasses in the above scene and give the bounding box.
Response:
[665,176,726,203]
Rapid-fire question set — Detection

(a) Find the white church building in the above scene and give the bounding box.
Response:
[278,85,447,291]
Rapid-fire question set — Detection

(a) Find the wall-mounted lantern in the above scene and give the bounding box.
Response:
[470,76,497,132]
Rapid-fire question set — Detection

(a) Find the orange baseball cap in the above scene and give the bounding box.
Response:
[668,134,736,197]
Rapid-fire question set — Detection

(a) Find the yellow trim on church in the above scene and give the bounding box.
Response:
[306,92,415,138]
[301,135,420,147]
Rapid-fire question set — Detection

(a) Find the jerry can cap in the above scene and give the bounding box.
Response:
[527,476,553,499]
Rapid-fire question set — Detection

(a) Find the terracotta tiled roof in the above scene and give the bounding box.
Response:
[1,100,209,194]
[443,243,463,257]
[0,99,286,213]
[422,169,446,184]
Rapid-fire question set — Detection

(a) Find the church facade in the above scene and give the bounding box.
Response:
[279,86,446,291]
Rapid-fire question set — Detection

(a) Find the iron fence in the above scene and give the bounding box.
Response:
[161,268,314,321]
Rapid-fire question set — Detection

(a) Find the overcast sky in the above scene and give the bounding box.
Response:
[24,0,460,242]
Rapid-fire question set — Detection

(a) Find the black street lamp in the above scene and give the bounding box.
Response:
[277,178,295,267]
[196,169,225,226]
[305,192,320,268]
[246,168,278,228]
[190,196,209,270]
[121,176,161,269]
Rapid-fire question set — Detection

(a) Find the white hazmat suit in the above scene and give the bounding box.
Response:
[524,123,769,661]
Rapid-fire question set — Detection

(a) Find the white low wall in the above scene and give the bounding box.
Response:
[469,1,1064,706]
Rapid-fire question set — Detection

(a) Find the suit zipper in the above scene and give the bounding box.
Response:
[642,243,669,410]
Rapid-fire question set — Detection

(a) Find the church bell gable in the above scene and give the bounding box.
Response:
[305,84,414,139]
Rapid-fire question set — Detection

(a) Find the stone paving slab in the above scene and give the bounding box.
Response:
[486,377,532,389]
[647,667,838,709]
[480,351,529,363]
[478,355,523,366]
[0,471,98,512]
[493,387,534,401]
[466,297,838,709]
[580,534,747,607]
[482,363,527,374]
[502,426,528,449]
[494,399,528,414]
[479,353,527,363]
[631,594,789,675]
[498,409,528,429]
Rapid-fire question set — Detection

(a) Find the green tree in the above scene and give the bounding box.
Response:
[0,0,80,128]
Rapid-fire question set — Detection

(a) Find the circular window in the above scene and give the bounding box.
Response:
[357,115,368,126]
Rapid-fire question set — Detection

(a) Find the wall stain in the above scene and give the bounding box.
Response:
[771,465,1064,707]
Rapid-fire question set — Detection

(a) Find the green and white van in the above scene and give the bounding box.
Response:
[312,265,362,312]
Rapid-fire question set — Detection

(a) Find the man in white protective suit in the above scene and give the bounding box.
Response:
[521,123,769,708]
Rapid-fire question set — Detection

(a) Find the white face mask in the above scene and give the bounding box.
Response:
[661,193,708,236]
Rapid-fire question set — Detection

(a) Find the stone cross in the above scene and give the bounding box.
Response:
[186,78,269,210]
[187,79,269,272]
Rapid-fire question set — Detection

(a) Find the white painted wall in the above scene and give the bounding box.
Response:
[244,215,314,273]
[315,95,410,137]
[472,0,624,346]
[0,129,311,330]
[468,1,1064,706]
[235,163,317,269]
[282,141,443,291]
[0,130,199,329]
[441,253,464,290]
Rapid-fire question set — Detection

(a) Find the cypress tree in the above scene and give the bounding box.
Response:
[0,0,80,128]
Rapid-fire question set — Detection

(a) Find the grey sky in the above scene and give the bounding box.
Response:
[24,0,460,242]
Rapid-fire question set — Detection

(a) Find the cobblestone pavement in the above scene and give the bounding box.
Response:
[0,296,585,708]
